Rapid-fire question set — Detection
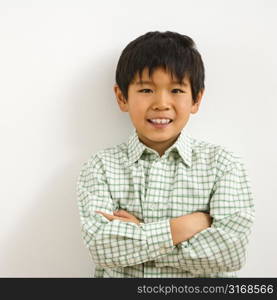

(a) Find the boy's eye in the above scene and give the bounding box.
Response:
[138,89,185,93]
[138,89,152,93]
[172,89,184,93]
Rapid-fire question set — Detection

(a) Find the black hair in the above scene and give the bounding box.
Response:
[115,31,205,103]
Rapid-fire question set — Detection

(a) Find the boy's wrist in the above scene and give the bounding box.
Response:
[170,212,211,246]
[170,215,191,245]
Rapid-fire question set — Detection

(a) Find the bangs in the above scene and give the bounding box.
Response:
[131,37,192,85]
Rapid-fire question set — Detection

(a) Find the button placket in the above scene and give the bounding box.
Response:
[145,158,166,218]
[130,161,146,221]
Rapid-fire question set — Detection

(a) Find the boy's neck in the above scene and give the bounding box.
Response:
[138,133,181,157]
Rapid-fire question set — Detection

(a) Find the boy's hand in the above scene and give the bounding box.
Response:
[95,209,141,225]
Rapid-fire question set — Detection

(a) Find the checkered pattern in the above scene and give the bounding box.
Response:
[76,128,254,278]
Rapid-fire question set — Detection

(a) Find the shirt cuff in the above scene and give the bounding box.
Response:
[140,219,175,260]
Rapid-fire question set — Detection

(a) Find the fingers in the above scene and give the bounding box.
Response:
[95,211,130,223]
[95,211,114,220]
[96,210,128,218]
[113,210,132,217]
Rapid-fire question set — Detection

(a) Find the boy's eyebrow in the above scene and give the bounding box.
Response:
[135,80,189,86]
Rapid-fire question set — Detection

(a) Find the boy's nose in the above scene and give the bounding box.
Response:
[151,91,171,110]
[152,103,170,111]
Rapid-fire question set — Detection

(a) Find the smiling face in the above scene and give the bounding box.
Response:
[114,67,204,156]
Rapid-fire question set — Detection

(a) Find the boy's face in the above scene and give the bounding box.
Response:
[114,67,204,156]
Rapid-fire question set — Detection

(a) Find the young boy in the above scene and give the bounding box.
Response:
[76,31,255,278]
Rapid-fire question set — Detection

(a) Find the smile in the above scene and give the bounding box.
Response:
[147,118,173,128]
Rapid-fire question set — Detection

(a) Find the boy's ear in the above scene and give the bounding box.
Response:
[114,84,128,112]
[191,89,205,114]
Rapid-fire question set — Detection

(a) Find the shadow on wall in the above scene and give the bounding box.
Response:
[1,51,131,277]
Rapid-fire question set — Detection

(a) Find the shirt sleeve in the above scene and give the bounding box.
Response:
[76,154,175,268]
[154,152,255,275]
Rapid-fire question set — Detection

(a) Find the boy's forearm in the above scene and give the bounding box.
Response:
[170,212,212,245]
[97,208,211,248]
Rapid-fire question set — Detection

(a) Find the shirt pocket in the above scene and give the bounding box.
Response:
[168,176,211,218]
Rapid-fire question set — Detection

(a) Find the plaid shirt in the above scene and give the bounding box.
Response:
[76,128,254,278]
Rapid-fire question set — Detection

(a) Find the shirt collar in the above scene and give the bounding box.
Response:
[127,128,193,167]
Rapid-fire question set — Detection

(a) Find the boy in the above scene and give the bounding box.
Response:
[76,31,255,278]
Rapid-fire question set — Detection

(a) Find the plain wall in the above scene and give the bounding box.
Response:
[0,0,276,277]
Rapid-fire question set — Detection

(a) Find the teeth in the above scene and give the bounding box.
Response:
[150,118,171,124]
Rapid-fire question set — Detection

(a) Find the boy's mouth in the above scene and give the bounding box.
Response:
[147,118,173,129]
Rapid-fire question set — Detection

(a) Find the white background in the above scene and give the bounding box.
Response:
[0,0,276,277]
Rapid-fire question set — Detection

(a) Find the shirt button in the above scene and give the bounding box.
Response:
[160,247,168,254]
[155,161,161,166]
[149,204,155,210]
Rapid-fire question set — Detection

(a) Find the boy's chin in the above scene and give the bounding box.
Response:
[142,132,178,143]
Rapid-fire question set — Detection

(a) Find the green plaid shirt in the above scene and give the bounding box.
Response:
[76,128,254,278]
